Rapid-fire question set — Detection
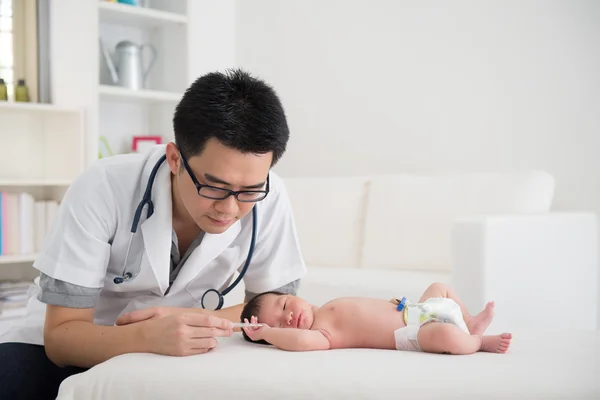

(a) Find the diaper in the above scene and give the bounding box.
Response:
[391,297,469,351]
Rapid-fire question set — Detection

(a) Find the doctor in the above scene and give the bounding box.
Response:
[0,69,306,400]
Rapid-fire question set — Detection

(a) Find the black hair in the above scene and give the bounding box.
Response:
[240,291,285,345]
[173,68,289,166]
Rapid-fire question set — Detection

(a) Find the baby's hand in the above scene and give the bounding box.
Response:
[242,316,270,341]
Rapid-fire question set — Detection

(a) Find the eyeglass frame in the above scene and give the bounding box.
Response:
[179,151,270,203]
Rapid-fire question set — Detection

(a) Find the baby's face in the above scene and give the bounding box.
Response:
[258,293,314,329]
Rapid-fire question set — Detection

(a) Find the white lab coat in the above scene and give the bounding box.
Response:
[1,145,306,345]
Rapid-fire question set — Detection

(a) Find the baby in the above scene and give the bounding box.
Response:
[241,282,512,354]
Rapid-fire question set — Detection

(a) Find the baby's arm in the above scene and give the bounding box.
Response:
[261,328,332,351]
[242,316,333,351]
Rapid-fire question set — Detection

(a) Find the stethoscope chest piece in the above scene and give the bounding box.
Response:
[201,289,224,311]
[113,272,133,285]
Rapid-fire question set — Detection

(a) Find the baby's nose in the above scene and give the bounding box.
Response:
[286,312,294,325]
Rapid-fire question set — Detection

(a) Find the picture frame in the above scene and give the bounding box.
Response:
[132,136,162,154]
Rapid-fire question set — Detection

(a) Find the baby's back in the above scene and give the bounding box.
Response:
[312,297,407,350]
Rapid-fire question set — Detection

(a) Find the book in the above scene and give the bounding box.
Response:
[0,191,61,256]
[19,192,35,255]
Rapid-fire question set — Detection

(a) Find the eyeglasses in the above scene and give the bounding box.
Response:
[179,152,270,203]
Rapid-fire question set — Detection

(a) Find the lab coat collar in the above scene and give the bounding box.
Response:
[140,147,172,296]
[168,219,241,295]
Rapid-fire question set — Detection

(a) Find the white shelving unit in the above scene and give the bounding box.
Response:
[0,101,83,284]
[0,179,73,187]
[98,1,188,28]
[0,101,80,114]
[98,84,181,104]
[0,254,38,265]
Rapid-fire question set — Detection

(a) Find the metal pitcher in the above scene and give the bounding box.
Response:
[100,39,156,90]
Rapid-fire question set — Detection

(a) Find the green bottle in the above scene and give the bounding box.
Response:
[15,79,29,102]
[0,78,7,101]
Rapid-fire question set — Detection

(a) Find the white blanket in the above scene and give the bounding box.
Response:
[57,328,598,400]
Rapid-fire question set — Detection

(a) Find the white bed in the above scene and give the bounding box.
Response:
[56,268,599,400]
[56,327,598,400]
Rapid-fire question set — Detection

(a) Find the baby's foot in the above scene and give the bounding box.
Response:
[467,301,495,335]
[480,333,512,353]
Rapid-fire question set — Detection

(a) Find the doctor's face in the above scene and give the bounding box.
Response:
[166,139,272,234]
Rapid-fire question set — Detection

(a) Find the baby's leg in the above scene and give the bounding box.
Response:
[417,322,512,355]
[418,282,494,335]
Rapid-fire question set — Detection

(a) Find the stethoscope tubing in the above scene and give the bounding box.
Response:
[112,153,257,311]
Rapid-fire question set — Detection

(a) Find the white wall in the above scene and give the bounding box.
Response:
[187,0,235,79]
[235,0,600,326]
[235,0,600,211]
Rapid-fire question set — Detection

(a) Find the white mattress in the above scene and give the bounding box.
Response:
[57,329,599,400]
[55,267,600,399]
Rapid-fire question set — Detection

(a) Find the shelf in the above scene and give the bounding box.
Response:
[99,84,182,104]
[0,180,72,187]
[98,1,187,29]
[0,254,37,265]
[0,101,79,114]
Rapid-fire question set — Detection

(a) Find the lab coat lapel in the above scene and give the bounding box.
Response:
[168,220,241,294]
[140,152,172,296]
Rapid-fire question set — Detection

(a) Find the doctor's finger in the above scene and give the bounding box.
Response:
[190,326,233,338]
[187,347,212,356]
[190,337,219,351]
[183,314,233,330]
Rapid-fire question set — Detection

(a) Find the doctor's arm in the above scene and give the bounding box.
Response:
[44,302,233,368]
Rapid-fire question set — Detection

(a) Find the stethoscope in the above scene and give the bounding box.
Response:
[113,154,257,311]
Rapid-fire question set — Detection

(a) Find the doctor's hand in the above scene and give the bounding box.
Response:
[147,314,233,356]
[122,311,234,356]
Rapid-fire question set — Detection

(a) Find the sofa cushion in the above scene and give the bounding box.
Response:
[361,171,555,271]
[282,177,368,268]
[223,265,451,309]
[295,266,450,306]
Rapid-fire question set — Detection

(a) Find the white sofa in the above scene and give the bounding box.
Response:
[275,170,598,332]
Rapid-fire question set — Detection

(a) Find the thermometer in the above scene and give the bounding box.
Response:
[231,322,265,328]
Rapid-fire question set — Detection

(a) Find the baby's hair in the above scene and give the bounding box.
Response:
[241,290,286,345]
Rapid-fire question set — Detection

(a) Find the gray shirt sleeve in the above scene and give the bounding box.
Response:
[245,278,301,303]
[37,273,101,309]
